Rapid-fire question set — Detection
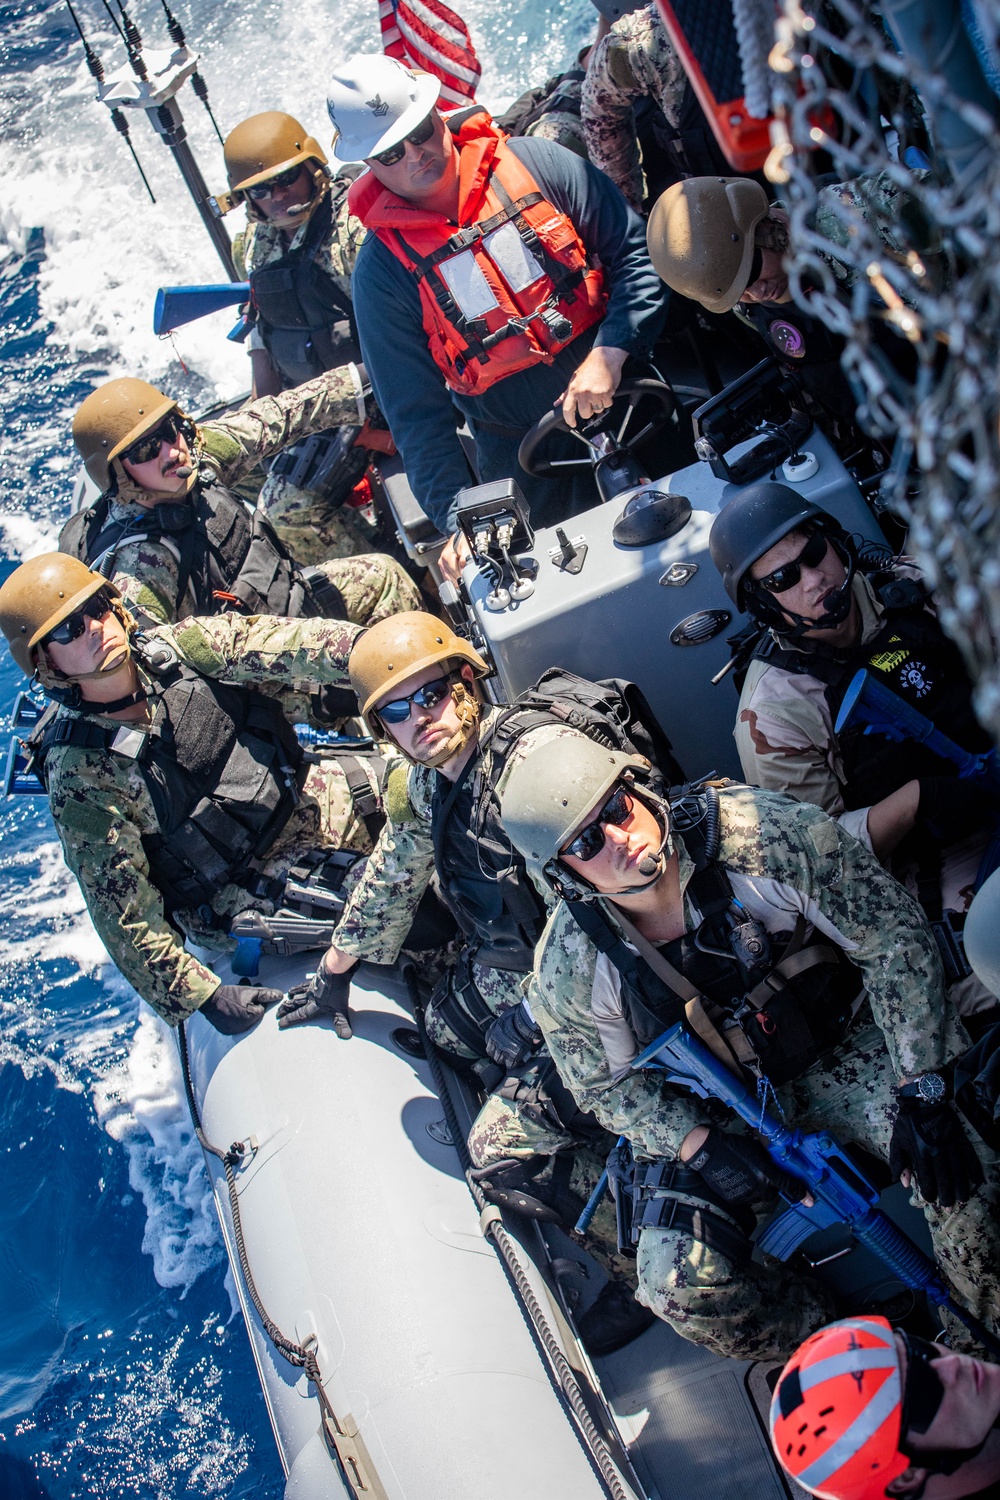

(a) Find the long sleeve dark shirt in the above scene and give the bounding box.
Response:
[352,135,668,534]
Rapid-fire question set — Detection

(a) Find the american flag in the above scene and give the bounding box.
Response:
[379,0,481,108]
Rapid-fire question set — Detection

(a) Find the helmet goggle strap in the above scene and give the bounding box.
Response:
[746,526,856,638]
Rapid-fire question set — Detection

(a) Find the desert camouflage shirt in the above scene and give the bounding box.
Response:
[45,613,368,1025]
[527,783,952,1161]
[94,368,368,626]
[581,3,687,211]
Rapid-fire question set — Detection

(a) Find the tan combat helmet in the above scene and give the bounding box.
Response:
[219,112,328,214]
[0,553,116,677]
[646,177,771,314]
[73,377,179,492]
[350,613,488,719]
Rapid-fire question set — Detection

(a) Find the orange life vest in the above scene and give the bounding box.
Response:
[349,110,608,397]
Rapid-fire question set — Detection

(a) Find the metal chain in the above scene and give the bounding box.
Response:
[766,0,1000,736]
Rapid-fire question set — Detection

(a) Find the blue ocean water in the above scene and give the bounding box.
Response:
[0,0,591,1492]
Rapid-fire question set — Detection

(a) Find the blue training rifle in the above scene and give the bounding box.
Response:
[629,1022,1000,1356]
[834,667,1000,889]
[153,284,251,341]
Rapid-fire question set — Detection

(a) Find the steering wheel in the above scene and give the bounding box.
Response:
[517,378,677,478]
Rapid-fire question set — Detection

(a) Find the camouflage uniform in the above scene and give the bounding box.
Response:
[95,372,419,644]
[233,184,382,560]
[736,571,997,1021]
[333,716,633,1282]
[810,170,939,294]
[526,782,1000,1359]
[581,4,687,212]
[44,613,396,1026]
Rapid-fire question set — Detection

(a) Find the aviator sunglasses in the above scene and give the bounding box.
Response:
[369,113,436,167]
[40,590,114,650]
[755,528,829,595]
[561,785,634,863]
[377,673,457,725]
[121,415,182,468]
[246,164,306,201]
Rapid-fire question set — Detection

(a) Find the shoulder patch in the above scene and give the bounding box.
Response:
[607,41,637,90]
[386,762,416,823]
[55,794,119,842]
[198,426,243,468]
[807,817,841,857]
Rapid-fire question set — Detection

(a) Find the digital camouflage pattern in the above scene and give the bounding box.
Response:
[258,472,384,568]
[333,714,571,967]
[233,181,378,559]
[526,782,1000,1357]
[521,72,588,159]
[45,613,376,1025]
[810,169,939,294]
[231,176,365,307]
[98,367,372,625]
[736,572,996,1016]
[581,3,686,212]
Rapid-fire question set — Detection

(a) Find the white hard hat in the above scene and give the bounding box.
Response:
[327,54,442,163]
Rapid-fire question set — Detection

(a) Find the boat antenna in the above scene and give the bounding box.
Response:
[158,0,226,145]
[114,0,149,80]
[64,0,156,202]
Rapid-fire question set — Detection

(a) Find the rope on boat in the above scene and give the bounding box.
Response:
[177,1018,388,1499]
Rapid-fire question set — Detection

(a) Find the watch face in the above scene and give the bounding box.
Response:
[918,1073,946,1102]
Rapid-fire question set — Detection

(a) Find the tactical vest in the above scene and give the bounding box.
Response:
[755,573,991,811]
[432,757,547,972]
[350,108,608,397]
[570,786,865,1086]
[249,186,362,386]
[59,475,341,623]
[643,82,737,192]
[42,640,307,914]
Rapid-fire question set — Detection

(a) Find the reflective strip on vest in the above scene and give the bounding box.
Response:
[350,111,608,396]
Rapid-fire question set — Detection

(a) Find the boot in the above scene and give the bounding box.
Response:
[577,1282,656,1357]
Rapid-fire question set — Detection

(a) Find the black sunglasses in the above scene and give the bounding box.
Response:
[369,113,436,167]
[378,673,456,725]
[246,164,306,201]
[754,529,829,595]
[121,416,181,468]
[561,785,634,863]
[40,590,114,650]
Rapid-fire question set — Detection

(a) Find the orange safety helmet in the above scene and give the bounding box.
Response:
[769,1317,911,1499]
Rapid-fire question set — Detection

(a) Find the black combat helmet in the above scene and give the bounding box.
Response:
[709,482,854,629]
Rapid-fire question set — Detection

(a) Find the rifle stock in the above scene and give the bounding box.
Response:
[153,283,251,335]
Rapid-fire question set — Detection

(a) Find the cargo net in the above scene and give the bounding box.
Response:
[746,0,1000,734]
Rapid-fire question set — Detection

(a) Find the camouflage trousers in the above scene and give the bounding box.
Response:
[260,470,383,567]
[635,1019,1000,1362]
[310,554,422,627]
[427,953,635,1286]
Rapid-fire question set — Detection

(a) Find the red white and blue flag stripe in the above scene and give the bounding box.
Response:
[379,0,481,108]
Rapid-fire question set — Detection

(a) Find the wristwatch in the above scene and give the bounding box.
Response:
[897,1072,947,1103]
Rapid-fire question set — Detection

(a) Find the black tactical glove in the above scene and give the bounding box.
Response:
[889,1091,985,1207]
[277,962,355,1037]
[200,984,284,1036]
[918,776,1000,845]
[484,1001,543,1071]
[687,1128,808,1207]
